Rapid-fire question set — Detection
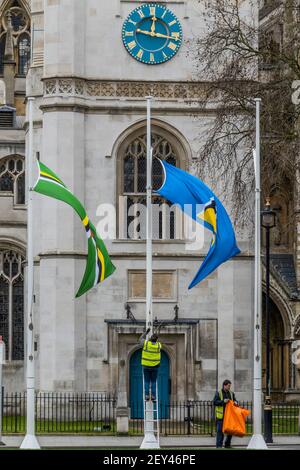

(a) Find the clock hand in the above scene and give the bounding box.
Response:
[153,32,180,41]
[136,29,180,41]
[136,28,155,37]
[151,16,157,34]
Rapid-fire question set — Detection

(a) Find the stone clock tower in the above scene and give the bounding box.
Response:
[26,0,254,402]
[0,0,289,405]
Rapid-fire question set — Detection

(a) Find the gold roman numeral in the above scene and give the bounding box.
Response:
[172,32,180,40]
[125,31,134,36]
[137,49,144,59]
[161,10,167,19]
[128,19,137,25]
[169,20,176,26]
[150,6,156,16]
[150,53,155,62]
[137,9,145,18]
[162,51,168,59]
[168,42,177,51]
[128,41,137,50]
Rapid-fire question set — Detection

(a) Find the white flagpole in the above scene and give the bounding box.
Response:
[140,96,159,449]
[146,96,153,337]
[247,98,267,449]
[20,97,40,449]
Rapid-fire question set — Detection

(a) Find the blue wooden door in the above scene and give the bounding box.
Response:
[129,348,170,418]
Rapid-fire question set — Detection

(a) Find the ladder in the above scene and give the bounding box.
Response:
[140,377,160,449]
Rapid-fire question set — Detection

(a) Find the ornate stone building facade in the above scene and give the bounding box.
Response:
[0,0,299,406]
[0,0,30,391]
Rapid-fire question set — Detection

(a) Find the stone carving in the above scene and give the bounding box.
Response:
[101,83,115,97]
[116,82,130,97]
[44,78,210,100]
[74,80,84,96]
[58,79,72,94]
[130,82,146,97]
[174,84,188,99]
[45,80,56,95]
[294,316,300,337]
[86,82,101,96]
[157,83,174,99]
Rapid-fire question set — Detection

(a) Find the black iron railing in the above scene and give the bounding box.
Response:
[1,393,300,435]
[2,392,117,434]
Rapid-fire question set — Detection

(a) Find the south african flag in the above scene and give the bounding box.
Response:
[33,161,116,297]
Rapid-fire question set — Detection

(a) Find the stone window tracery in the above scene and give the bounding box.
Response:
[0,156,25,204]
[0,3,30,76]
[0,249,24,361]
[121,132,178,240]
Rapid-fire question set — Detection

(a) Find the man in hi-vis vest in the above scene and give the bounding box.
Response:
[213,379,238,448]
[139,328,161,401]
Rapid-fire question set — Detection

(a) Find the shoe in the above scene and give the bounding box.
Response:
[145,395,150,401]
[224,445,232,449]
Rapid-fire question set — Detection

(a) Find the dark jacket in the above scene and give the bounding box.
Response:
[213,389,238,418]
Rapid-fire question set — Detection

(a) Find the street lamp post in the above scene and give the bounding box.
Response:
[261,197,276,444]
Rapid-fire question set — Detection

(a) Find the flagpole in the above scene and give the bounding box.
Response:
[247,98,267,449]
[146,96,153,336]
[140,96,159,450]
[20,97,40,449]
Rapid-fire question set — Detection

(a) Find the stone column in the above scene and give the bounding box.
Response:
[116,359,129,434]
[217,262,235,386]
[283,342,290,390]
[38,110,87,392]
[3,12,16,106]
[37,0,88,393]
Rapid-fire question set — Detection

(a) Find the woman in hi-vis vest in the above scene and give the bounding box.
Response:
[139,328,161,401]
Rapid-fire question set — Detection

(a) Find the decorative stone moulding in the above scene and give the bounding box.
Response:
[44,78,208,101]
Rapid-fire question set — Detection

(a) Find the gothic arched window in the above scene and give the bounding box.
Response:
[0,156,25,204]
[120,131,180,240]
[18,33,30,75]
[0,4,31,76]
[0,250,24,361]
[0,34,5,75]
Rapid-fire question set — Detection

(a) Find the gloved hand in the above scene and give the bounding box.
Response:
[224,399,230,403]
[146,328,151,334]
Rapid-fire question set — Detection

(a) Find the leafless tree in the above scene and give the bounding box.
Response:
[192,0,300,225]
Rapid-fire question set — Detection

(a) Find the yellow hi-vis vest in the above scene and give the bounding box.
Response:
[141,340,161,367]
[215,390,233,419]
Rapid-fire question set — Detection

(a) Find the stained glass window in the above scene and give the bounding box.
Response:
[122,133,178,240]
[1,6,31,76]
[0,35,5,75]
[0,156,25,204]
[0,250,24,361]
[18,34,30,76]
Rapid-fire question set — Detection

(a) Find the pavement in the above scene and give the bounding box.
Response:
[0,434,299,449]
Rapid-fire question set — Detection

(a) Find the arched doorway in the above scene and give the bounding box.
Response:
[262,294,288,399]
[129,348,170,418]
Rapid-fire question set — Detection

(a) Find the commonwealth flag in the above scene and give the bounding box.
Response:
[156,161,240,289]
[33,161,116,297]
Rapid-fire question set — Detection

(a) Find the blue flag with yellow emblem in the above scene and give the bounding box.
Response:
[156,161,240,289]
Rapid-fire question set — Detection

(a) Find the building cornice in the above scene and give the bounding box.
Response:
[42,76,253,101]
[36,250,251,261]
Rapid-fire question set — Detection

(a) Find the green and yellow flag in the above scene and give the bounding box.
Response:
[33,161,116,297]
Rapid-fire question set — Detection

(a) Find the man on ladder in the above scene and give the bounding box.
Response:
[139,328,161,401]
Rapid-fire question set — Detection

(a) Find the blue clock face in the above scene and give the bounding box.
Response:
[122,3,182,65]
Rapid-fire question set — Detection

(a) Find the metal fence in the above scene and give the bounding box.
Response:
[130,400,300,436]
[1,393,300,435]
[2,392,117,434]
[130,400,253,436]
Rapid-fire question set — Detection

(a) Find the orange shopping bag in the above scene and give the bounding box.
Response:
[222,400,250,437]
